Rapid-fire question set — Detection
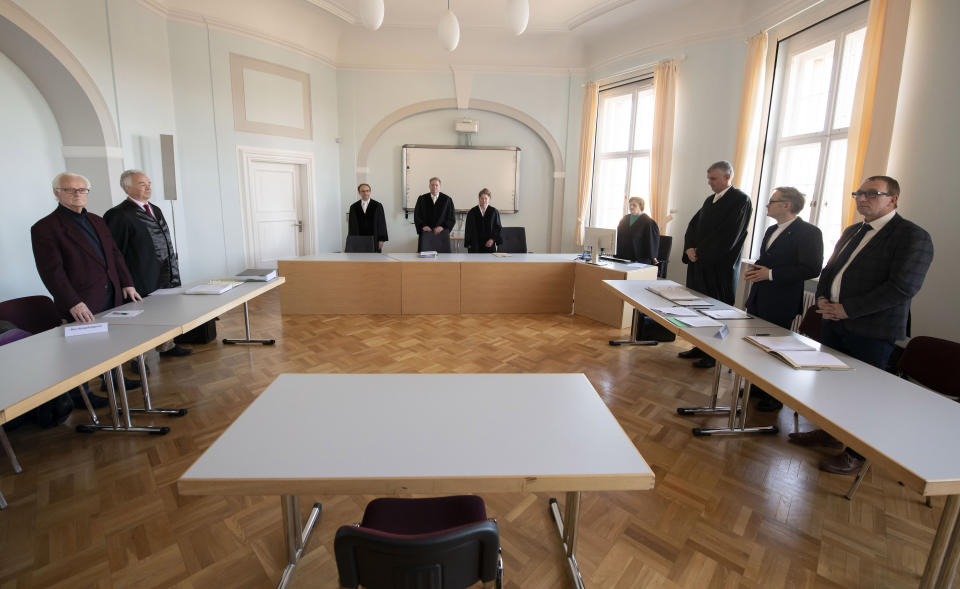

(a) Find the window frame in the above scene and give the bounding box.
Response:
[751,2,869,259]
[589,77,655,229]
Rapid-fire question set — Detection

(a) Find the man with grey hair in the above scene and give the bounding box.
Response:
[413,176,455,252]
[679,161,753,368]
[104,170,189,356]
[743,186,823,410]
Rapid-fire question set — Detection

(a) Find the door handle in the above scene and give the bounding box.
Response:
[293,220,303,233]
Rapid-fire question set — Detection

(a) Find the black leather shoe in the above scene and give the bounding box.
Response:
[756,397,783,412]
[100,376,141,392]
[160,345,193,358]
[693,356,716,369]
[678,347,705,359]
[70,388,109,409]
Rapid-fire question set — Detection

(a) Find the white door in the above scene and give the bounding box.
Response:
[247,160,303,268]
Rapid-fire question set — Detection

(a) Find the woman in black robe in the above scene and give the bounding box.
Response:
[464,188,503,253]
[615,196,660,264]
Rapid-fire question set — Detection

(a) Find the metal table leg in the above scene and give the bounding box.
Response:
[126,353,188,417]
[609,308,659,347]
[549,492,586,589]
[223,302,275,345]
[693,380,778,437]
[678,361,732,416]
[0,490,6,510]
[276,495,322,589]
[921,495,960,589]
[75,366,170,435]
[0,428,22,474]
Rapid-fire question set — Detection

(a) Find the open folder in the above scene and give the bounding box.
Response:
[744,335,851,370]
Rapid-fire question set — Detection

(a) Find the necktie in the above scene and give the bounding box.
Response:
[143,204,154,218]
[827,223,872,277]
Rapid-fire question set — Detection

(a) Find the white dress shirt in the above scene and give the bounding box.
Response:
[762,216,796,281]
[829,208,897,301]
[711,186,731,204]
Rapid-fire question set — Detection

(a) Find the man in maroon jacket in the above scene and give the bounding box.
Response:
[31,172,142,322]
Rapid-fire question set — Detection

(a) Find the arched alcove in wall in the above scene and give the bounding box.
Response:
[0,0,123,209]
[356,98,566,252]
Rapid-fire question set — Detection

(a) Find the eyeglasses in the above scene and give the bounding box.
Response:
[851,190,891,199]
[56,188,90,195]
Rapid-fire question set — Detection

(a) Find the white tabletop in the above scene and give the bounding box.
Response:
[97,278,284,329]
[0,323,179,423]
[385,253,579,263]
[681,325,960,496]
[602,279,770,329]
[179,373,654,496]
[279,253,394,262]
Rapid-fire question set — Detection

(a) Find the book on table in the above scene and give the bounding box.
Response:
[185,281,242,295]
[234,268,277,281]
[744,335,851,370]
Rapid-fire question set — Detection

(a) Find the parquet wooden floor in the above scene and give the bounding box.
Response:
[0,290,945,588]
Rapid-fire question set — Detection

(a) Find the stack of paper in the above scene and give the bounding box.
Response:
[703,309,751,320]
[235,268,277,281]
[651,306,699,317]
[744,335,815,352]
[185,281,242,295]
[419,251,438,258]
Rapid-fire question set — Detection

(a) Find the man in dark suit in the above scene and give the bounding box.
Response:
[32,172,143,406]
[413,177,455,252]
[679,161,753,368]
[789,176,934,474]
[104,169,190,357]
[32,173,142,322]
[744,187,823,411]
[463,188,502,253]
[347,183,388,252]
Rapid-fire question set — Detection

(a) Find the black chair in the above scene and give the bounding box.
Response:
[335,495,503,589]
[656,235,672,278]
[419,230,452,253]
[345,235,376,253]
[846,335,960,501]
[498,227,527,254]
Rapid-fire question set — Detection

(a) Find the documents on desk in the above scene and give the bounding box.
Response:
[646,283,699,300]
[651,306,699,317]
[702,309,751,320]
[674,298,712,307]
[418,250,438,258]
[672,315,723,328]
[64,322,108,337]
[744,335,851,370]
[235,268,278,281]
[185,281,242,295]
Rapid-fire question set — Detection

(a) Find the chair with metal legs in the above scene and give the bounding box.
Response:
[335,495,502,589]
[846,335,960,501]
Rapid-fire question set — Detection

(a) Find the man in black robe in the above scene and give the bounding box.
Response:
[464,188,502,253]
[104,169,190,357]
[615,196,660,264]
[413,177,455,252]
[679,160,753,368]
[347,183,388,252]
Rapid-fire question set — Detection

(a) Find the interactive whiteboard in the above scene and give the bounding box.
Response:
[402,145,520,213]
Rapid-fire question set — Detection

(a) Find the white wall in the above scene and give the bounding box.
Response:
[165,22,341,279]
[336,69,574,253]
[887,0,960,341]
[0,51,65,303]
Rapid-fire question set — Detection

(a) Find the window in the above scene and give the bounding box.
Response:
[589,79,655,229]
[753,3,868,259]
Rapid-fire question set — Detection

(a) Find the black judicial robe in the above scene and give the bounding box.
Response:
[413,192,456,251]
[615,213,660,264]
[464,205,503,253]
[347,199,388,252]
[682,187,752,304]
[104,199,180,296]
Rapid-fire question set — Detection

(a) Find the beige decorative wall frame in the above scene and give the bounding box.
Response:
[229,53,313,140]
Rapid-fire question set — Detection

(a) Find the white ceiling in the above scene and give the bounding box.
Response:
[147,0,818,69]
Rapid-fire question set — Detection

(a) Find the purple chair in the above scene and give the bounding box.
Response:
[334,495,502,589]
[0,295,62,334]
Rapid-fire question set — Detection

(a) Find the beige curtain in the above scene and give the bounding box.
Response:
[733,32,768,195]
[650,60,677,231]
[574,82,599,246]
[842,0,887,226]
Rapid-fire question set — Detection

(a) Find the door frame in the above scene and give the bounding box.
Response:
[237,146,316,268]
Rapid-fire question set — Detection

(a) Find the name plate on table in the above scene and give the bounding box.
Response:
[65,322,109,337]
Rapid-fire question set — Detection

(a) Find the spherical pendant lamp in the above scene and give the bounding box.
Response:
[506,0,529,35]
[359,0,384,31]
[437,9,460,51]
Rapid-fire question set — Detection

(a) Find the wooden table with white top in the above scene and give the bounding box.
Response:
[604,279,960,588]
[178,373,655,589]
